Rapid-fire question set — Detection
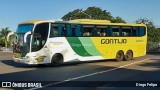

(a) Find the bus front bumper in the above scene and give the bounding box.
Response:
[13,56,39,65]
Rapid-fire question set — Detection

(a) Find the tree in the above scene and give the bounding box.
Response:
[62,7,125,23]
[0,38,5,47]
[135,18,156,31]
[0,27,11,49]
[112,16,126,23]
[136,18,160,44]
[148,28,160,42]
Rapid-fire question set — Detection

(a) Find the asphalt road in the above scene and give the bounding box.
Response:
[0,52,160,90]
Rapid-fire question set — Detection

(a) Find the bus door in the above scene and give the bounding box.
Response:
[31,23,50,64]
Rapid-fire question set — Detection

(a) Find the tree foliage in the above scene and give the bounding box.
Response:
[62,7,126,23]
[0,27,11,48]
[112,16,126,23]
[136,18,160,43]
[136,18,156,31]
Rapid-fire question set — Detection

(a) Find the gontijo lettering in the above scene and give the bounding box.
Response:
[101,39,127,44]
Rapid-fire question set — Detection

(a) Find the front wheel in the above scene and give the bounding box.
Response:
[51,54,63,66]
[116,50,124,61]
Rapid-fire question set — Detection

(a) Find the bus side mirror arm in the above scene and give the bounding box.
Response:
[24,31,31,43]
[7,32,15,42]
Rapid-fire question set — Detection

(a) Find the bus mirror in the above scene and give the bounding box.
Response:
[14,34,19,44]
[24,31,31,43]
[7,32,15,42]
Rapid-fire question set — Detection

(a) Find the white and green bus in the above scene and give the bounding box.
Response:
[7,19,147,65]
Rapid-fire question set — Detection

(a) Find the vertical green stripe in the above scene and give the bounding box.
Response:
[66,37,92,56]
[78,37,102,56]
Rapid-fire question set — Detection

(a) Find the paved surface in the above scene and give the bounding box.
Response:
[0,52,160,90]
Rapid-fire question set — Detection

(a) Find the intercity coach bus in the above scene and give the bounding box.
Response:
[7,19,147,65]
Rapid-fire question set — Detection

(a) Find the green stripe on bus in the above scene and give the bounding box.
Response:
[66,37,92,56]
[78,37,102,56]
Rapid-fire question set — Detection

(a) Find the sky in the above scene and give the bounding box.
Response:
[0,0,160,31]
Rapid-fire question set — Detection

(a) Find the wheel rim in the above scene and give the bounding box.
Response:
[117,53,121,59]
[117,52,123,60]
[54,57,60,64]
[126,51,132,59]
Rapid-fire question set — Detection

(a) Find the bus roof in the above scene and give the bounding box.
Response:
[20,19,146,27]
[20,20,50,24]
[20,20,69,24]
[70,19,146,26]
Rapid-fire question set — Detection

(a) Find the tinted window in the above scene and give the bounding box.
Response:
[82,25,94,36]
[138,27,146,36]
[75,25,81,36]
[32,23,49,52]
[132,27,138,36]
[96,26,108,36]
[112,26,120,36]
[50,24,58,37]
[122,27,132,36]
[50,24,66,37]
[66,25,72,36]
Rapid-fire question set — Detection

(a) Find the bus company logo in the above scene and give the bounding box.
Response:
[2,82,11,87]
[136,40,144,42]
[51,41,63,45]
[101,39,127,44]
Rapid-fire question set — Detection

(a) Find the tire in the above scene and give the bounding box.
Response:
[124,50,133,61]
[51,54,63,66]
[116,50,124,61]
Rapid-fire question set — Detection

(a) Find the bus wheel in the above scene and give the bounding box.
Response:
[124,50,133,61]
[116,50,124,61]
[51,54,63,66]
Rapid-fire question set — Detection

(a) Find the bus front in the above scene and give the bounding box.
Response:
[12,24,34,64]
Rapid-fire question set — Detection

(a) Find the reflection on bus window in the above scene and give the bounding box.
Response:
[50,24,58,37]
[61,26,66,36]
[132,27,138,36]
[83,26,94,36]
[122,27,132,36]
[112,26,120,36]
[32,23,49,52]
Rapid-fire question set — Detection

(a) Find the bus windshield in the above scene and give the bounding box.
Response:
[16,24,33,45]
[14,24,33,56]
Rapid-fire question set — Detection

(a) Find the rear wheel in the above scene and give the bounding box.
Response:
[51,54,63,66]
[124,50,133,61]
[116,50,124,61]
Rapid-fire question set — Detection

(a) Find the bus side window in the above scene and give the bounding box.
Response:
[112,26,120,36]
[66,25,72,36]
[83,25,94,36]
[132,27,138,36]
[75,25,81,36]
[122,27,132,36]
[138,27,146,36]
[71,25,76,36]
[108,26,112,36]
[50,24,58,37]
[61,25,66,37]
[96,26,108,36]
[57,24,66,37]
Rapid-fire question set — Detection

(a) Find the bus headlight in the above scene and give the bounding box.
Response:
[36,56,46,62]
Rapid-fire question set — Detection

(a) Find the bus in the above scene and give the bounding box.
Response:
[7,19,147,65]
